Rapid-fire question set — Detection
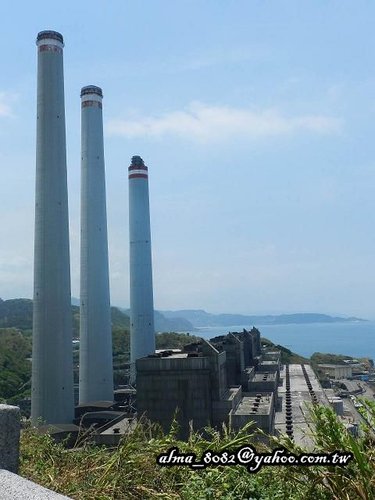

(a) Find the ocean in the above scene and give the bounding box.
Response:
[194,321,375,362]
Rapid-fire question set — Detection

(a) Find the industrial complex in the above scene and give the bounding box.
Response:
[29,30,372,447]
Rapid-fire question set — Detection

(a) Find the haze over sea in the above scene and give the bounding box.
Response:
[195,322,375,362]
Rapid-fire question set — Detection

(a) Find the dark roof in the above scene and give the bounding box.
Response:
[81,411,125,420]
[76,400,114,409]
[36,30,63,44]
[80,85,103,98]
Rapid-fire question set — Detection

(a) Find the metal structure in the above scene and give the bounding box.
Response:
[128,156,155,380]
[31,30,74,424]
[79,85,113,403]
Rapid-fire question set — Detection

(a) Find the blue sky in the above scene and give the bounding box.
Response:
[1,1,375,317]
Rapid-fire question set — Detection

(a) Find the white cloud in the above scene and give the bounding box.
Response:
[107,102,342,143]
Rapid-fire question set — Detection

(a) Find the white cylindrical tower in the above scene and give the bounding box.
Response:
[79,85,113,403]
[129,156,155,380]
[31,30,74,424]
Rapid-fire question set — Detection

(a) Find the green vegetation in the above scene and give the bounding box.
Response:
[19,402,375,499]
[262,337,309,364]
[0,298,33,330]
[111,326,129,386]
[0,328,31,401]
[0,300,132,399]
[1,325,311,402]
[310,352,354,365]
[156,331,202,350]
[0,307,200,400]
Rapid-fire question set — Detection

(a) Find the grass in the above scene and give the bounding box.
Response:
[20,402,375,500]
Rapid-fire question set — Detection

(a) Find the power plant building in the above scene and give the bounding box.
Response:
[31,30,74,424]
[209,334,245,386]
[136,339,243,438]
[136,328,329,444]
[79,86,113,403]
[136,329,272,438]
[231,393,274,434]
[128,156,155,380]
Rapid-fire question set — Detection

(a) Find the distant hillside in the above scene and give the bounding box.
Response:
[0,298,33,330]
[0,299,362,334]
[161,309,365,327]
[110,307,130,329]
[154,311,194,332]
[0,298,129,337]
[119,308,194,332]
[0,298,193,335]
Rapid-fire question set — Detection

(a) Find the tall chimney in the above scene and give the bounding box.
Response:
[31,31,74,424]
[129,156,155,380]
[79,86,113,403]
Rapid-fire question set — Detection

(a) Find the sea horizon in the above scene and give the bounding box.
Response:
[193,321,375,362]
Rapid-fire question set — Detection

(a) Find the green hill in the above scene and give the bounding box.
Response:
[0,328,31,401]
[0,298,33,330]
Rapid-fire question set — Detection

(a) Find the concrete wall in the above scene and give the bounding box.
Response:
[223,335,245,386]
[136,356,211,437]
[263,351,281,363]
[201,341,227,400]
[237,331,254,366]
[0,470,71,499]
[0,405,70,498]
[257,361,279,373]
[231,393,274,434]
[211,386,242,426]
[241,366,255,391]
[248,376,277,395]
[318,365,353,379]
[0,405,20,473]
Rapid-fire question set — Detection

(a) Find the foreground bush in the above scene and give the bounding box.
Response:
[20,402,375,499]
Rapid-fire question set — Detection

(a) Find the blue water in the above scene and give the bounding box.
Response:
[195,321,375,361]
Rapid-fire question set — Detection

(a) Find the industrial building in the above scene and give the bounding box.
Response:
[136,328,277,438]
[135,328,331,446]
[274,363,329,447]
[247,372,278,396]
[231,393,274,434]
[317,364,353,379]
